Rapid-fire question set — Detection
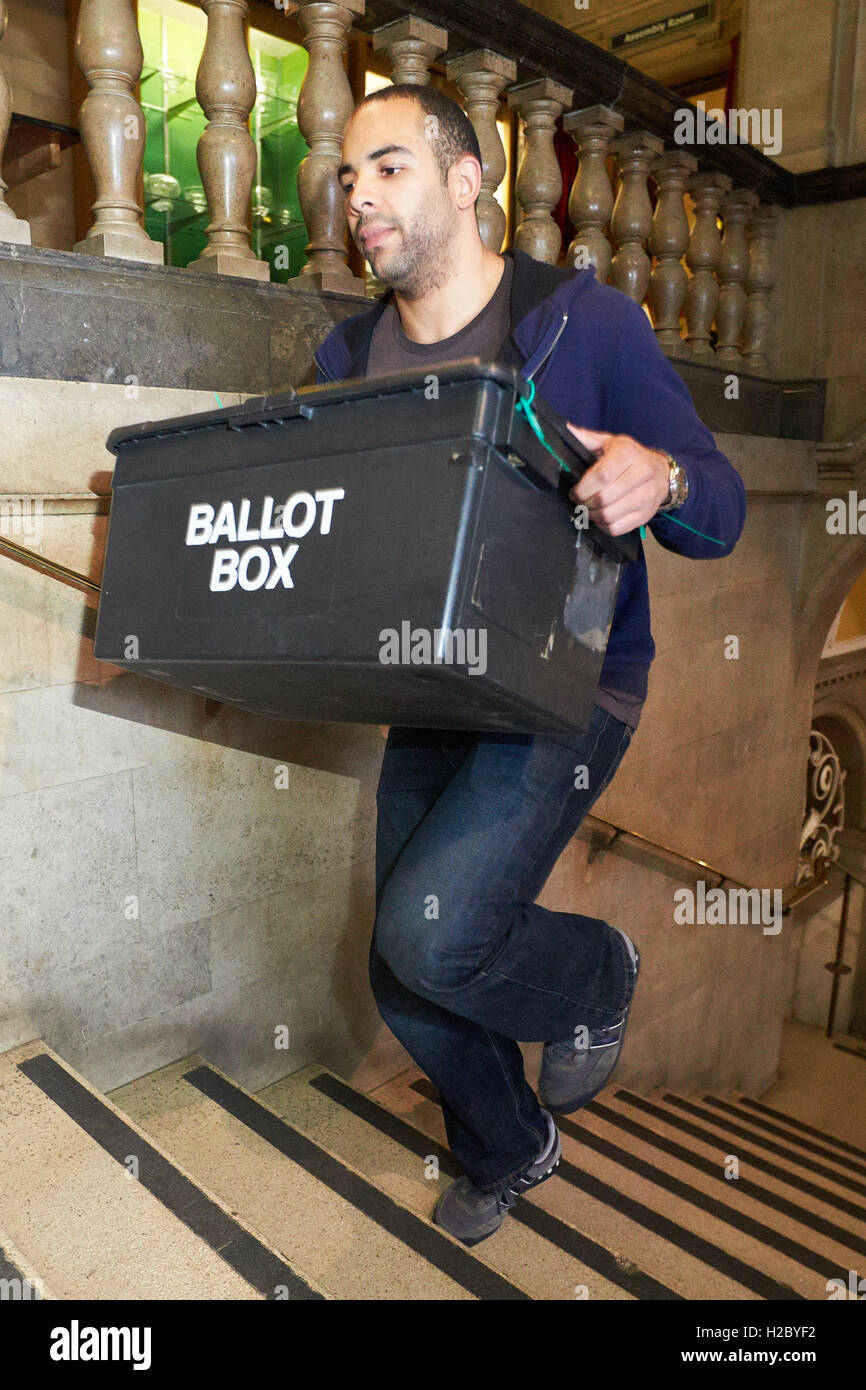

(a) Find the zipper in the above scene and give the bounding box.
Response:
[313,350,336,383]
[525,312,568,385]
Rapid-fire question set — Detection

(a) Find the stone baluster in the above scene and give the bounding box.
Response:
[684,170,731,360]
[0,2,29,244]
[647,149,697,355]
[715,187,759,367]
[562,104,623,280]
[372,15,447,85]
[73,0,162,263]
[506,77,572,265]
[742,203,780,374]
[188,0,268,280]
[292,0,366,292]
[446,49,516,254]
[610,129,664,303]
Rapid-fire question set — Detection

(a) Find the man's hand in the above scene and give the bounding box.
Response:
[566,426,671,537]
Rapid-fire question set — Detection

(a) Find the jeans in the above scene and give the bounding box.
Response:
[370,701,636,1194]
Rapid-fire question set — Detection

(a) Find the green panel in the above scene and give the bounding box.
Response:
[139,6,310,275]
[138,7,161,54]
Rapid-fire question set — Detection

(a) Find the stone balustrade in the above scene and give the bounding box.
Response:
[0,0,784,373]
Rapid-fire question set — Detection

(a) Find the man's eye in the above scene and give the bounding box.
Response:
[381,166,401,176]
[340,181,354,194]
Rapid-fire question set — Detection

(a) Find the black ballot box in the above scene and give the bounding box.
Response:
[93,360,637,736]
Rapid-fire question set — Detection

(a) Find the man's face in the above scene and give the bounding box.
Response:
[338,98,462,298]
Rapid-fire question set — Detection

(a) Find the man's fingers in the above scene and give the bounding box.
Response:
[588,504,648,537]
[570,438,634,502]
[578,462,649,512]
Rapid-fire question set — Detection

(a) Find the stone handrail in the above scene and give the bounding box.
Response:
[3,0,864,373]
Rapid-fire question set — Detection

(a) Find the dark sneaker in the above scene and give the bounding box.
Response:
[433,1108,561,1246]
[538,927,640,1114]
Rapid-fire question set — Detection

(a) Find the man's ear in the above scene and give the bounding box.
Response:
[451,153,482,211]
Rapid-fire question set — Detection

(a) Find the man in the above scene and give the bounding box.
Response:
[313,84,746,1247]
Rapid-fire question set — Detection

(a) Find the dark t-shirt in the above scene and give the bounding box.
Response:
[366,253,513,376]
[365,255,643,730]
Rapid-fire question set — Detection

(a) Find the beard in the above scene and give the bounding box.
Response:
[359,185,459,299]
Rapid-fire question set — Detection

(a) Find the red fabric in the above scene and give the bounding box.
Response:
[724,34,739,114]
[552,114,578,263]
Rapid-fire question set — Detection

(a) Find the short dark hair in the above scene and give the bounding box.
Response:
[352,83,482,195]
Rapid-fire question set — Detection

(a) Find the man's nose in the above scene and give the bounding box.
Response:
[346,175,378,218]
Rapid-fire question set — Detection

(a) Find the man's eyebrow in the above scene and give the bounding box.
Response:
[337,145,416,181]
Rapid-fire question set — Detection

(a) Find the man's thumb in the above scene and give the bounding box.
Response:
[566,425,611,453]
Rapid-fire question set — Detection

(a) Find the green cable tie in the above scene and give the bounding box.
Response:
[515,379,574,477]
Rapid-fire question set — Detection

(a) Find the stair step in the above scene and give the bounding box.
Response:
[110,1055,531,1300]
[734,1094,866,1164]
[605,1089,866,1226]
[568,1090,861,1295]
[650,1091,866,1197]
[261,1062,654,1299]
[262,1062,804,1301]
[0,1041,321,1300]
[408,1074,828,1300]
[696,1095,866,1181]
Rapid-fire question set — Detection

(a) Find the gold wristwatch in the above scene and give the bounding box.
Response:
[656,452,689,513]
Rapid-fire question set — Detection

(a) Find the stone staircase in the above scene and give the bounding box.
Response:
[1,1038,863,1300]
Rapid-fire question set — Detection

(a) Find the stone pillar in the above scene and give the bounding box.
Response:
[610,129,664,303]
[292,0,366,292]
[372,15,447,85]
[742,204,780,375]
[715,188,759,368]
[684,170,731,361]
[188,0,268,280]
[446,49,516,254]
[506,77,572,264]
[0,3,29,244]
[562,104,623,280]
[648,148,697,355]
[73,0,163,263]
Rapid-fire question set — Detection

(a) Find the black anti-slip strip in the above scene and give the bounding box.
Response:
[611,1090,866,1226]
[701,1095,866,1181]
[16,1052,321,1301]
[559,1110,839,1285]
[587,1097,866,1258]
[315,1072,797,1300]
[736,1096,866,1162]
[660,1093,866,1199]
[182,1064,528,1301]
[834,1043,866,1062]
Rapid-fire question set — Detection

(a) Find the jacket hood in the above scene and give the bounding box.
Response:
[313,247,599,385]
